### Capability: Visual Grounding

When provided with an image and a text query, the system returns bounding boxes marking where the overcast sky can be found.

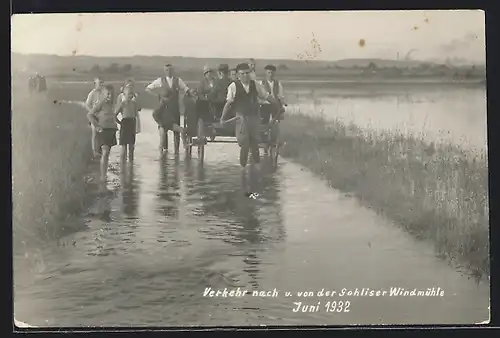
[11,10,485,63]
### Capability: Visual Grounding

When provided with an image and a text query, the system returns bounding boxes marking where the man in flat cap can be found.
[194,64,217,137]
[146,63,193,155]
[220,63,277,170]
[209,64,233,124]
[259,64,287,153]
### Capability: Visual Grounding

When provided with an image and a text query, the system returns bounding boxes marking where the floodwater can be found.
[14,101,489,327]
[291,83,487,152]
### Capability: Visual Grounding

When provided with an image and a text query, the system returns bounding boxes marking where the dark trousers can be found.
[153,101,181,151]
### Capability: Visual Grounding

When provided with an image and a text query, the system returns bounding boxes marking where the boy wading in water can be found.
[87,85,118,190]
[220,63,274,170]
[115,85,141,165]
[117,79,142,134]
[145,63,191,155]
[85,77,106,159]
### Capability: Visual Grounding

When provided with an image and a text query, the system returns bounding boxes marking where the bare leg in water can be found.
[100,145,111,192]
[128,144,135,163]
[159,127,168,155]
[91,125,100,158]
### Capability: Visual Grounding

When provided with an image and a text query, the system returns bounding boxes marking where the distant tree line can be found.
[320,61,485,79]
[89,63,140,74]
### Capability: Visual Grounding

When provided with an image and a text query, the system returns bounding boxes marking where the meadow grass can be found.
[12,80,95,255]
[279,112,489,279]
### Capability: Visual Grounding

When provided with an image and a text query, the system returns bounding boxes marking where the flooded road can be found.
[14,109,489,327]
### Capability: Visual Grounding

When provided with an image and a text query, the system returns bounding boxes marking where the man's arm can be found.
[114,101,123,125]
[87,102,101,128]
[178,78,194,96]
[220,83,236,123]
[85,91,95,111]
[145,77,162,97]
[278,82,286,105]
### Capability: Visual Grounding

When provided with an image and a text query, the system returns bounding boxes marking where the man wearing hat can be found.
[209,64,233,123]
[220,63,276,169]
[196,65,217,130]
[146,63,193,155]
[260,64,286,154]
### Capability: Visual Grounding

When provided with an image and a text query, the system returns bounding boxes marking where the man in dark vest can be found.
[210,64,232,122]
[146,63,193,155]
[220,63,275,169]
[259,64,286,154]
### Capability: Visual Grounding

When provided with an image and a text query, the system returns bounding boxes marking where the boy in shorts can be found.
[87,84,118,187]
[85,77,106,158]
[115,85,140,165]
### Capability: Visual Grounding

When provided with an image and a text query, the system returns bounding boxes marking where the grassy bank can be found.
[279,113,489,279]
[12,81,95,256]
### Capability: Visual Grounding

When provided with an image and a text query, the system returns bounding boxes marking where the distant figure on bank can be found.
[37,74,47,93]
[28,76,36,94]
[86,84,118,188]
[117,79,141,134]
[115,84,141,165]
[85,77,106,158]
[220,63,274,170]
[145,63,191,155]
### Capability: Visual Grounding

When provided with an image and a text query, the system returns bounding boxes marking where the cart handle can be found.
[220,116,242,125]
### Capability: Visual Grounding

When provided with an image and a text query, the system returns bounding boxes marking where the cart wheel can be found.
[197,117,205,163]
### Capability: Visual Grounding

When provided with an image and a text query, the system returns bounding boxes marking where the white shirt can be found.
[146,76,189,92]
[260,79,285,104]
[85,88,105,111]
[226,80,269,103]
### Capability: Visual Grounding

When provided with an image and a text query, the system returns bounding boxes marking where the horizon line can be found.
[11,52,485,65]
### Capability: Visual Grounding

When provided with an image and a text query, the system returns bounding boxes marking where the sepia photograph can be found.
[11,10,489,328]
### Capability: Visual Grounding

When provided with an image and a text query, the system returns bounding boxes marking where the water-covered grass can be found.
[12,82,95,255]
[279,112,489,279]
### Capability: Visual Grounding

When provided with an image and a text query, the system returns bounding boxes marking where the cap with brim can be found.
[264,65,277,71]
[236,63,251,72]
[203,65,212,74]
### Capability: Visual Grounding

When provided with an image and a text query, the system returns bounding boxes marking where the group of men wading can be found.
[84,58,286,187]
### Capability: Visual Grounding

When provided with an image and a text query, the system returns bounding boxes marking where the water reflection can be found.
[120,166,140,218]
[182,159,285,289]
[156,155,181,219]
